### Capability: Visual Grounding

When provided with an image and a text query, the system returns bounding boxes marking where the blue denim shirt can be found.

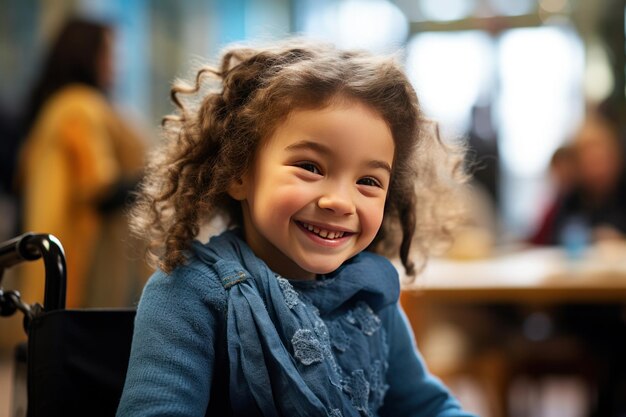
[117,230,476,417]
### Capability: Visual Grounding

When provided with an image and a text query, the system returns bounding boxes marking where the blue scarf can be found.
[192,230,398,417]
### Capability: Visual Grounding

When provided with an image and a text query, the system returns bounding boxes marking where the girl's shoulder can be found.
[141,256,229,313]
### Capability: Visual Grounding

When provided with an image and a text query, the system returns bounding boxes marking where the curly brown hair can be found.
[131,39,466,278]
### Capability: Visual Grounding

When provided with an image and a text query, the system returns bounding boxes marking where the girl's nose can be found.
[317,189,356,216]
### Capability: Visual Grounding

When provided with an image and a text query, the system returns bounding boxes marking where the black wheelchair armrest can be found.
[0,233,66,312]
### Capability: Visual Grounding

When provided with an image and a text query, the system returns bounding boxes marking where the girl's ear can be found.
[227,176,248,201]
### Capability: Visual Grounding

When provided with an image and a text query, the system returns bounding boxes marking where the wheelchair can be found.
[0,233,135,417]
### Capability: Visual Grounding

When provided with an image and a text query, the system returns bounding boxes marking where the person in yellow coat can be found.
[16,18,147,310]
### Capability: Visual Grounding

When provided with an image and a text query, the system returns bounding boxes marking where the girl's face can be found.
[229,100,394,280]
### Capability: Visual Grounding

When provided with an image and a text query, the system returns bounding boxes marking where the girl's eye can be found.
[297,162,321,175]
[358,177,382,188]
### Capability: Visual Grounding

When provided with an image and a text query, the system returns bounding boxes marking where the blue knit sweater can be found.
[117,230,475,417]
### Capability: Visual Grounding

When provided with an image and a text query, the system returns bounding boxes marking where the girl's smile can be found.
[229,98,395,280]
[295,220,355,247]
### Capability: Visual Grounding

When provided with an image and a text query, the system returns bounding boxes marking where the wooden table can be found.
[399,243,626,303]
[396,244,626,417]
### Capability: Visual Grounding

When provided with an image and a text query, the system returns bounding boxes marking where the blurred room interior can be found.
[1,1,626,416]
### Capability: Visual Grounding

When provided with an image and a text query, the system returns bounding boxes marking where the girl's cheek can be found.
[361,200,386,232]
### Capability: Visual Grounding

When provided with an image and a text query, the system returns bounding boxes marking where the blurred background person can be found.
[529,144,578,245]
[15,18,147,309]
[526,110,626,416]
[548,111,626,247]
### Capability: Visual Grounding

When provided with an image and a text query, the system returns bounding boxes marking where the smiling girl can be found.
[117,40,473,417]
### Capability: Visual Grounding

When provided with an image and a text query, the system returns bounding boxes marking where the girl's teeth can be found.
[301,223,345,240]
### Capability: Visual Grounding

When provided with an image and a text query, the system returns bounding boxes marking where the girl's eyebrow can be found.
[368,160,392,174]
[285,140,392,174]
[285,140,331,156]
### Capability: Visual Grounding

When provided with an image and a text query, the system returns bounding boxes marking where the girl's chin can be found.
[295,258,346,277]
